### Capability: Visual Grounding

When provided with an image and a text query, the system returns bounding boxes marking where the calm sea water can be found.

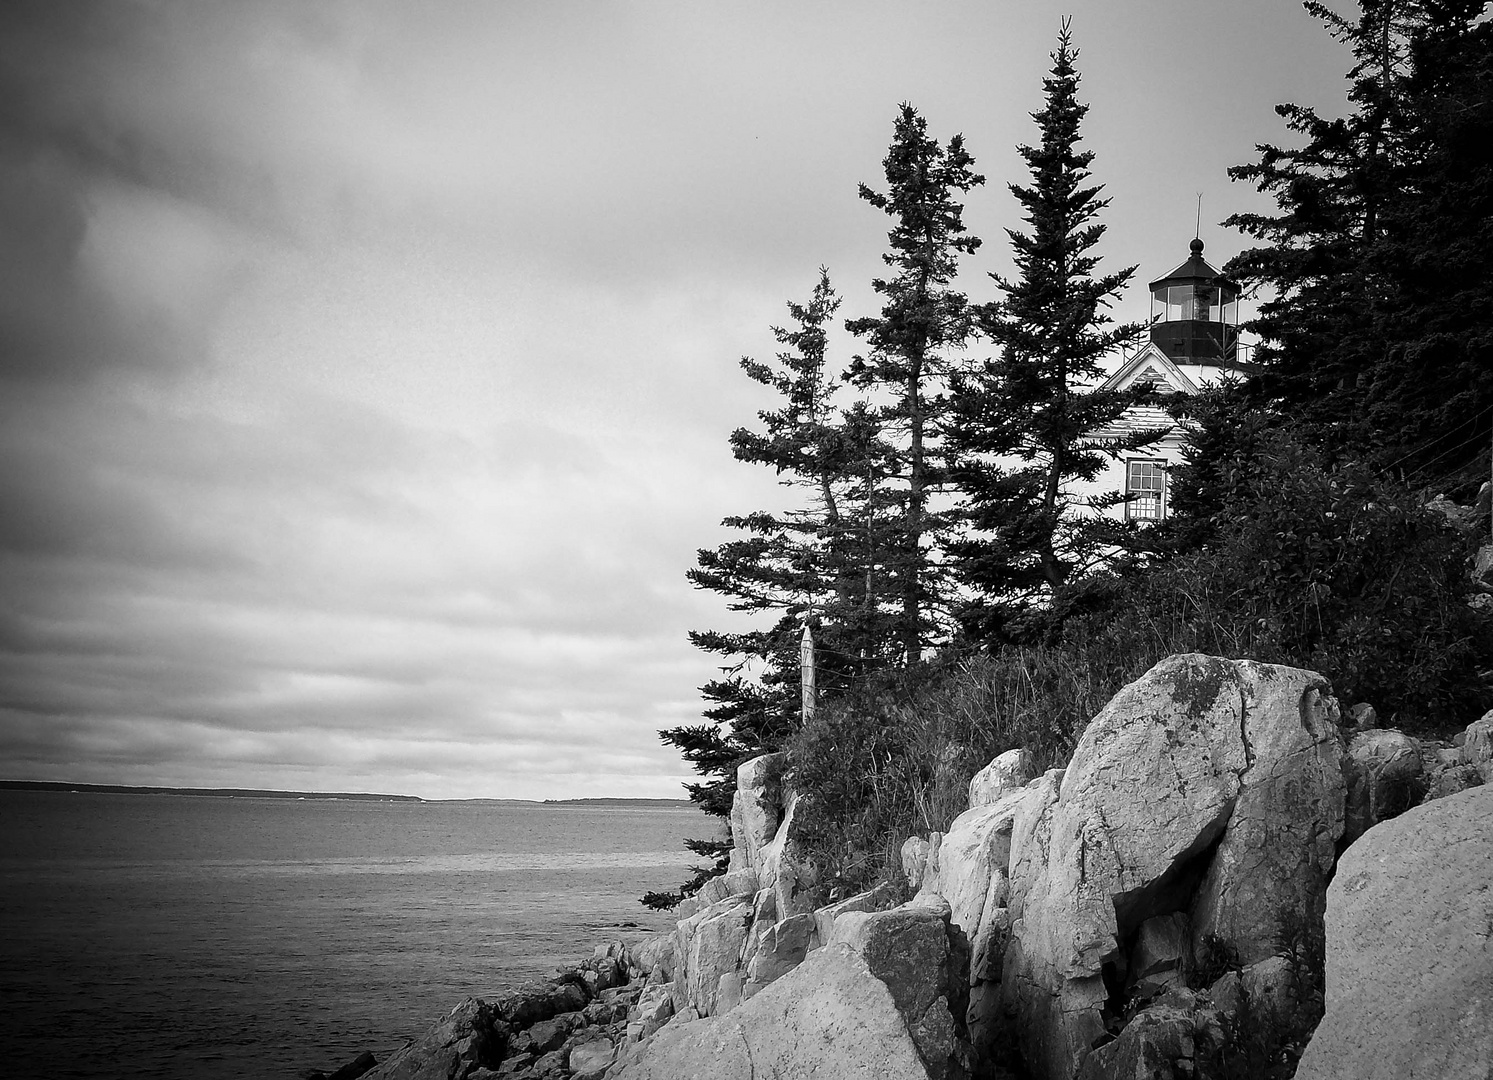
[0,790,707,1080]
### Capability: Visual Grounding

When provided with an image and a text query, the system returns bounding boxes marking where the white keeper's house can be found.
[1077,237,1249,521]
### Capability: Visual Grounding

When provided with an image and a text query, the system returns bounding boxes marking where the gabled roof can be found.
[1100,343,1200,395]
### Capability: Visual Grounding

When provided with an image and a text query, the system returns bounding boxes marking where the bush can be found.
[785,645,1139,896]
[1081,429,1492,732]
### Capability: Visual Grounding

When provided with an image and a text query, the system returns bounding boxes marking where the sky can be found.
[0,1,1355,800]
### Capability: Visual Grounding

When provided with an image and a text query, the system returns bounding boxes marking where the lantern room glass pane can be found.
[1193,285,1218,322]
[1166,286,1188,321]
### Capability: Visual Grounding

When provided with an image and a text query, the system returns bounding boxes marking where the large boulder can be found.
[1074,994,1225,1080]
[1295,784,1493,1080]
[674,894,753,1017]
[1460,709,1493,782]
[968,748,1034,809]
[829,897,970,1080]
[728,754,785,878]
[740,912,816,998]
[1186,663,1343,967]
[362,998,505,1080]
[812,882,899,949]
[916,787,1028,943]
[997,655,1345,1080]
[607,947,937,1080]
[758,789,826,918]
[1341,727,1422,843]
[627,935,675,984]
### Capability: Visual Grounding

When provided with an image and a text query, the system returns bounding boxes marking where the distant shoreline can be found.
[540,797,694,807]
[0,780,423,802]
[0,781,696,807]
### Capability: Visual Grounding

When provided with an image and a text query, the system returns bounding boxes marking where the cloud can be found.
[0,0,1357,799]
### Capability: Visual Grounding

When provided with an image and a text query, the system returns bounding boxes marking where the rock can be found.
[494,982,586,1030]
[728,753,785,878]
[582,997,627,1026]
[830,897,969,1079]
[1460,709,1493,782]
[1347,702,1377,730]
[362,998,505,1080]
[997,655,1344,1080]
[525,1049,565,1078]
[758,788,830,920]
[1428,493,1478,531]
[1424,761,1483,802]
[607,946,938,1080]
[586,942,627,991]
[1129,912,1191,995]
[916,787,1028,943]
[1187,664,1343,968]
[1295,784,1493,1080]
[629,983,674,1040]
[1474,542,1493,589]
[693,868,759,909]
[675,894,752,1016]
[970,905,1010,983]
[738,888,778,972]
[968,748,1035,809]
[627,935,675,983]
[812,882,898,949]
[759,788,827,918]
[1075,1001,1223,1080]
[715,971,743,1013]
[902,835,932,890]
[567,1034,615,1080]
[741,912,816,998]
[1342,728,1422,843]
[506,1011,584,1057]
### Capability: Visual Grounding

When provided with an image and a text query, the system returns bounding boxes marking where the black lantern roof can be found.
[1148,237,1238,293]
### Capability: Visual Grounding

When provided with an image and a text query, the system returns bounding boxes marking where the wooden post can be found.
[800,620,816,725]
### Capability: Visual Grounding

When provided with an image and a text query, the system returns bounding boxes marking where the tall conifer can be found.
[652,271,899,906]
[949,22,1148,642]
[1224,0,1493,492]
[846,105,984,662]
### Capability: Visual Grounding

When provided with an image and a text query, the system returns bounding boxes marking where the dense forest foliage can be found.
[649,1,1493,908]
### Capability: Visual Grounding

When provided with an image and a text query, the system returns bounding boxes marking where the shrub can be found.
[785,645,1139,896]
[1081,429,1492,733]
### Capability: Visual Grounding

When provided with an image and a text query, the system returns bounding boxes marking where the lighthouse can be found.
[1077,237,1248,521]
[1147,236,1243,377]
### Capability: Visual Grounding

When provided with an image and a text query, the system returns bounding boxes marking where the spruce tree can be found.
[652,271,900,906]
[1224,0,1493,494]
[846,104,985,662]
[948,21,1149,642]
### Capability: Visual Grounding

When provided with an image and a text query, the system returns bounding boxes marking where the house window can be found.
[1126,459,1166,521]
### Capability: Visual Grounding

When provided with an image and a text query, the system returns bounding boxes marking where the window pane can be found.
[1126,460,1166,520]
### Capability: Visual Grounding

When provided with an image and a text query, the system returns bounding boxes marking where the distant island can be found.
[0,780,423,802]
[541,797,694,807]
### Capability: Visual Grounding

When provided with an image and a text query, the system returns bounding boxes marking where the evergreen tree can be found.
[1224,0,1493,494]
[651,271,900,907]
[846,104,985,662]
[948,21,1149,643]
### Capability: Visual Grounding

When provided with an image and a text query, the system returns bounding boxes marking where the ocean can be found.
[0,789,707,1080]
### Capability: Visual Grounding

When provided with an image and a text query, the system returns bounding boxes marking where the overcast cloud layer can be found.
[0,1,1349,799]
